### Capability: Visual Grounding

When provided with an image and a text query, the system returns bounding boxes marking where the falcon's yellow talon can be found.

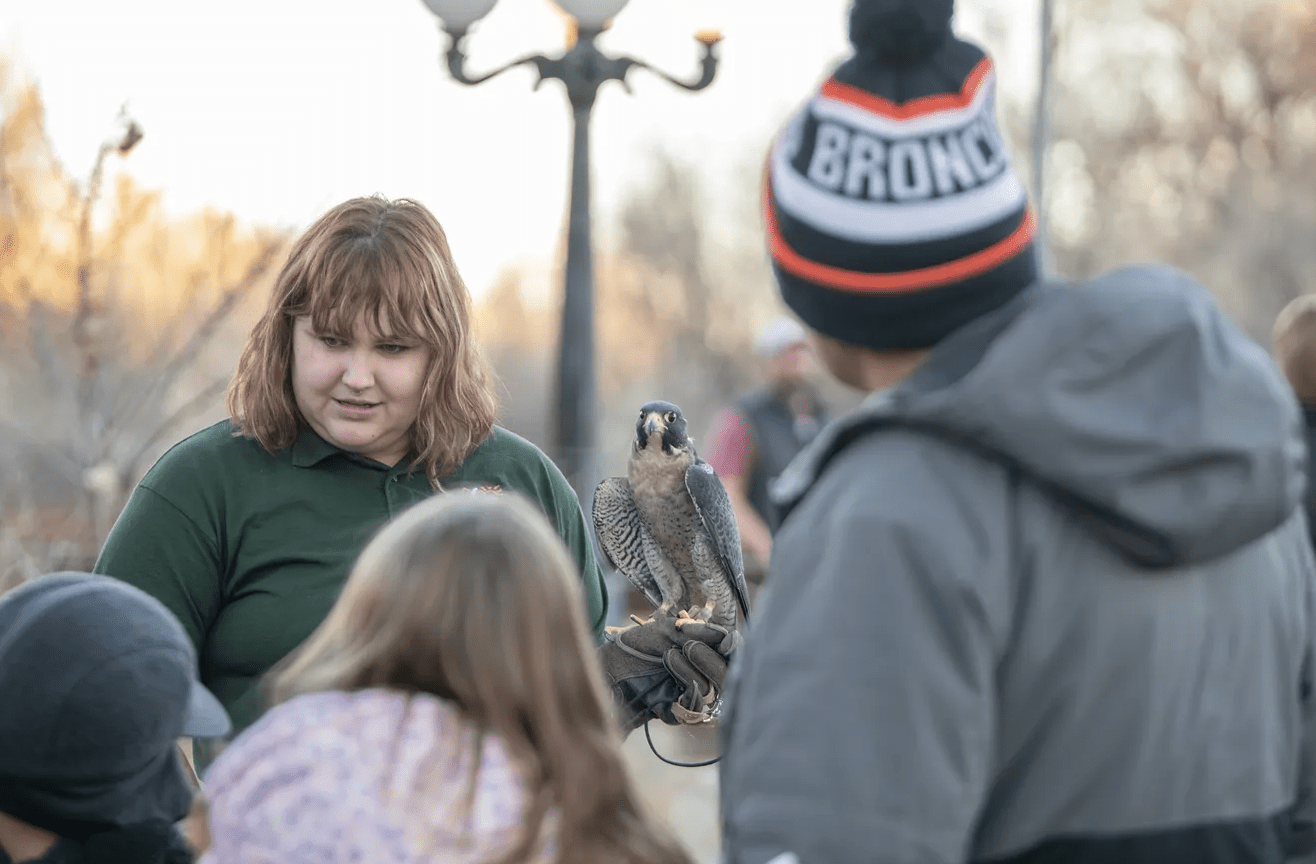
[675,605,713,628]
[605,617,647,636]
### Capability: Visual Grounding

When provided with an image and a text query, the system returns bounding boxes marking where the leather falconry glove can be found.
[598,609,741,732]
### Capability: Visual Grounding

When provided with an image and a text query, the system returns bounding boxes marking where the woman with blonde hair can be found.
[93,196,608,769]
[197,492,694,864]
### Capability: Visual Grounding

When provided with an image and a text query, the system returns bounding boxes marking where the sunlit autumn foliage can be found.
[0,59,288,587]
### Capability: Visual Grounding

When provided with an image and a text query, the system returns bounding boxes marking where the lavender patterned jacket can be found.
[199,689,554,863]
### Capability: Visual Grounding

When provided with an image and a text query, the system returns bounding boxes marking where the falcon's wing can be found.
[592,477,663,609]
[685,459,750,624]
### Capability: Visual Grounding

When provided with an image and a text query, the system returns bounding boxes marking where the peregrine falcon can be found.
[593,401,750,631]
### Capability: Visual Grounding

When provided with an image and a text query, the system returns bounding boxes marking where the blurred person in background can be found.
[719,1,1316,863]
[92,196,608,770]
[0,573,230,864]
[1274,293,1316,547]
[704,316,830,585]
[198,491,694,864]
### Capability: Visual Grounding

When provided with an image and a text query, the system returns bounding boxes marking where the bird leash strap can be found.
[644,719,722,769]
[623,673,723,768]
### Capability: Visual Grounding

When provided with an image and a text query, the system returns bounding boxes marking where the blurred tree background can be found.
[475,147,858,494]
[1024,0,1316,335]
[0,60,286,589]
[2,0,1315,593]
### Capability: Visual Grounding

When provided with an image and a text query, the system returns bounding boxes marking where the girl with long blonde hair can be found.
[198,491,693,864]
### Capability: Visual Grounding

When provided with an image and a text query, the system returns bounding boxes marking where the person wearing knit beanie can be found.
[765,0,1037,352]
[0,573,231,864]
[718,2,1316,863]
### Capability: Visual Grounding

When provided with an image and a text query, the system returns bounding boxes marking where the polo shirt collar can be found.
[290,427,417,473]
[290,427,347,468]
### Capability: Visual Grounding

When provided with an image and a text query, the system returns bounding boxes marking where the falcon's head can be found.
[635,401,691,455]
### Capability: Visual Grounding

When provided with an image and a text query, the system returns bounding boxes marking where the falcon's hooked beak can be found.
[642,412,666,439]
[638,412,668,452]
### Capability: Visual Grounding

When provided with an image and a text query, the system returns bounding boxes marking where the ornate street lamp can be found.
[419,0,722,502]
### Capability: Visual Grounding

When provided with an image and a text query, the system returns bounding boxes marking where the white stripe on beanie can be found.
[771,119,1027,244]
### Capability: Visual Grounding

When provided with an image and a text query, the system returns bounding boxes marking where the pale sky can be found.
[1,0,1041,299]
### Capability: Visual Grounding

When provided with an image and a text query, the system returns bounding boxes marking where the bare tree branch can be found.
[104,237,280,451]
[122,374,231,480]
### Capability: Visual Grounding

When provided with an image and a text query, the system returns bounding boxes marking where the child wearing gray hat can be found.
[0,573,230,864]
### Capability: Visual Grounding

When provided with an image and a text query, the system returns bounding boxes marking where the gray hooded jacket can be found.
[719,266,1316,864]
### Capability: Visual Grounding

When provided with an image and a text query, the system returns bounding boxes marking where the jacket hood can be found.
[776,265,1306,567]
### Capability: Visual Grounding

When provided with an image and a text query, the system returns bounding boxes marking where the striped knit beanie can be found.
[765,0,1038,350]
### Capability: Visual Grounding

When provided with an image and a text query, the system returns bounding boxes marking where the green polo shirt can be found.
[94,420,606,764]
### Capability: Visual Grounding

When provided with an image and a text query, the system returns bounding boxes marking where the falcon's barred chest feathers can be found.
[593,401,750,631]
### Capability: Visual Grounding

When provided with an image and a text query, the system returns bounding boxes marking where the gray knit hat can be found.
[0,573,229,841]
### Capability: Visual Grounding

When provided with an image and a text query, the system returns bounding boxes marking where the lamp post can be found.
[1032,0,1056,275]
[419,0,721,503]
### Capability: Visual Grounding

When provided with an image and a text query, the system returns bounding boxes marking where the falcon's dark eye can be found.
[665,412,677,423]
